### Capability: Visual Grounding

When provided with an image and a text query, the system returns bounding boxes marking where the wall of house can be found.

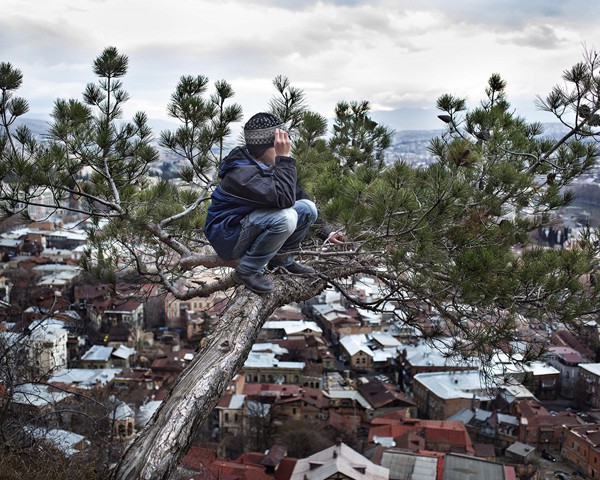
[219,408,243,436]
[562,428,600,479]
[579,368,600,408]
[30,331,68,374]
[350,351,372,371]
[412,381,479,420]
[244,367,303,385]
[547,357,580,398]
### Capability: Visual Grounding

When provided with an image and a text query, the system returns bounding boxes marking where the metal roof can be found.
[443,453,506,480]
[381,450,438,480]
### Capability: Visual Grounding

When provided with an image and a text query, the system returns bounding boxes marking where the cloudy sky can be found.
[2,0,598,133]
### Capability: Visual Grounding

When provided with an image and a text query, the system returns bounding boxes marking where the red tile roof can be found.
[107,298,142,312]
[551,329,594,358]
[371,409,410,423]
[218,393,232,408]
[73,284,111,300]
[547,345,584,363]
[275,386,329,409]
[425,425,474,452]
[237,452,265,465]
[274,457,297,480]
[326,411,361,434]
[358,378,416,409]
[183,447,273,480]
[243,383,302,398]
[368,419,474,453]
[208,460,271,480]
[182,446,217,471]
[514,399,580,428]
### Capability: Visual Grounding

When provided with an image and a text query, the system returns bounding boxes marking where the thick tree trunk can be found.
[109,273,329,480]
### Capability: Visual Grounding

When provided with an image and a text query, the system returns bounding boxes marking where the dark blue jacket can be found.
[204,146,310,259]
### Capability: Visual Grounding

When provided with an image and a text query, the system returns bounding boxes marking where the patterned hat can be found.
[244,113,287,148]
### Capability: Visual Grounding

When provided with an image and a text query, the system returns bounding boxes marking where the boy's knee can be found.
[273,208,298,234]
[295,199,318,224]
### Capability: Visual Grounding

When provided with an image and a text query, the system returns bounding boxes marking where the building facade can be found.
[562,424,600,479]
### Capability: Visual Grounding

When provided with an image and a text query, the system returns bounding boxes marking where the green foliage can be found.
[269,75,307,133]
[329,100,394,171]
[0,62,32,164]
[1,47,249,291]
[291,49,600,365]
[1,46,600,371]
[160,74,242,175]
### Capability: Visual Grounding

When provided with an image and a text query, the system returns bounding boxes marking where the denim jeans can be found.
[232,199,318,275]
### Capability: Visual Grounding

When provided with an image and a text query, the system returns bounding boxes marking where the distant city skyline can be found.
[3,0,599,131]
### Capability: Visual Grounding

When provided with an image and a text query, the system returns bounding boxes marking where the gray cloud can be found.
[499,24,566,50]
[415,0,600,28]
[2,0,597,131]
[233,0,367,9]
[0,16,94,67]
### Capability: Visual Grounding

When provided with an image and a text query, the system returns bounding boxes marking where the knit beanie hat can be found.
[244,113,287,159]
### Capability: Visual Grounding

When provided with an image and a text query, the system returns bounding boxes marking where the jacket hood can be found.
[218,146,254,178]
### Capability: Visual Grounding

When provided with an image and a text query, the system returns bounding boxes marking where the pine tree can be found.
[1,46,600,479]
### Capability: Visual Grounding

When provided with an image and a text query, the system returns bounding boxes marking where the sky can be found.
[2,0,599,133]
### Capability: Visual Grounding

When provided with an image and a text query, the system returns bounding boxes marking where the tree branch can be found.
[110,262,368,479]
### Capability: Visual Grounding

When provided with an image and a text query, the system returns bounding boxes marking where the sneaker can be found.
[282,261,316,275]
[232,271,275,294]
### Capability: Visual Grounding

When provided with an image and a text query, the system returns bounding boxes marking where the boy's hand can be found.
[274,128,291,157]
[327,231,346,244]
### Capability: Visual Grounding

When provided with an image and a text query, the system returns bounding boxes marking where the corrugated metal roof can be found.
[49,368,121,387]
[326,390,373,410]
[380,450,438,480]
[81,345,113,362]
[443,453,505,480]
[340,334,374,357]
[262,320,322,334]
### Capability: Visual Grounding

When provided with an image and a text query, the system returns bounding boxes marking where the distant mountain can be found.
[12,117,50,138]
[371,107,442,132]
[7,117,575,165]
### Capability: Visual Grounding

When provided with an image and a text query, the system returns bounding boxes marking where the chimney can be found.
[334,437,343,457]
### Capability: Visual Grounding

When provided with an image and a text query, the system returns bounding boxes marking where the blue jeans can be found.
[232,199,318,275]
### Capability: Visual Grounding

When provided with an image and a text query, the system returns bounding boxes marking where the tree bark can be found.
[109,272,330,480]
